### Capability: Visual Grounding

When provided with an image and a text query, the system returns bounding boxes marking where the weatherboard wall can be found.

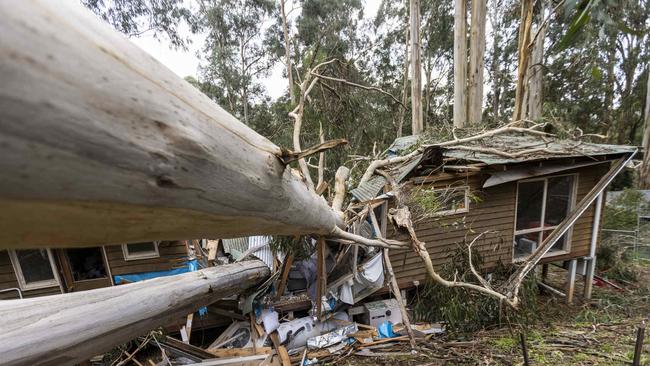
[388,164,608,284]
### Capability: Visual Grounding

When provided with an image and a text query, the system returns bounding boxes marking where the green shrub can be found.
[413,246,540,336]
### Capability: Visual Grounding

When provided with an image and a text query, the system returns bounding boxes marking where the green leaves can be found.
[555,0,594,51]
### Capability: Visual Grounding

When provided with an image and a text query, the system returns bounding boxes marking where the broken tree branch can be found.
[318,123,326,188]
[279,139,348,164]
[376,170,519,308]
[359,149,422,184]
[329,226,409,250]
[0,0,344,248]
[368,208,417,349]
[0,260,270,366]
[309,71,405,108]
[332,166,350,213]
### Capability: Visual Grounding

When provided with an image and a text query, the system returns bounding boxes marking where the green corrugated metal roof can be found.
[435,135,637,165]
[350,155,423,202]
[351,134,637,202]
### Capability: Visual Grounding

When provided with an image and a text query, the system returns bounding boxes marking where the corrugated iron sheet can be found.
[350,155,423,202]
[436,135,637,165]
[352,134,637,202]
[222,237,248,258]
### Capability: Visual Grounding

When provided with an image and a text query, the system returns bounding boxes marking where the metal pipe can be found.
[0,287,23,299]
[589,193,603,258]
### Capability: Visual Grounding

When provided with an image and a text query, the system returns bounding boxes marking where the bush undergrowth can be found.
[413,246,540,336]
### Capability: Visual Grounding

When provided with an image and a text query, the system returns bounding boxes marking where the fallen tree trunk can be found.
[0,0,341,249]
[0,260,270,366]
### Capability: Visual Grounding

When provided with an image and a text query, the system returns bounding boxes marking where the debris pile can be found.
[95,235,438,365]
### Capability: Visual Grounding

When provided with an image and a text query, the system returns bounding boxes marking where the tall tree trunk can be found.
[424,58,432,126]
[641,68,650,151]
[603,34,617,138]
[453,0,468,128]
[467,0,486,125]
[240,39,249,124]
[397,17,410,138]
[0,0,342,249]
[489,3,501,123]
[410,0,423,134]
[526,0,546,120]
[280,0,295,104]
[640,68,650,189]
[0,260,270,366]
[512,0,534,122]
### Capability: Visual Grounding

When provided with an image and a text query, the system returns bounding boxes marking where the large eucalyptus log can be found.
[0,0,341,249]
[0,260,270,366]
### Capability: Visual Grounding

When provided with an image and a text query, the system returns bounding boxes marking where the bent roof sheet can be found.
[351,134,637,202]
[435,134,637,165]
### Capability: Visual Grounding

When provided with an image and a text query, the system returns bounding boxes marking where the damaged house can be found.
[349,133,637,303]
[0,240,199,298]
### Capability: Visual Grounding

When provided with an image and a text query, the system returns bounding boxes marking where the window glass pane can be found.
[16,249,55,284]
[516,181,544,230]
[66,247,107,281]
[127,242,157,254]
[434,187,467,213]
[514,232,541,259]
[544,176,573,227]
[542,230,567,252]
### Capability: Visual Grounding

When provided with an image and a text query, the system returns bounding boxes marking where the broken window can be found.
[65,247,108,281]
[122,241,160,260]
[431,186,470,216]
[9,249,59,290]
[514,175,575,260]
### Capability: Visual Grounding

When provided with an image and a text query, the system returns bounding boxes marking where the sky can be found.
[129,0,384,99]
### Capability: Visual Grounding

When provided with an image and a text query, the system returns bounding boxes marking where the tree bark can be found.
[0,260,270,366]
[0,0,341,249]
[397,17,410,138]
[640,68,650,189]
[467,0,486,125]
[410,0,423,134]
[512,0,534,122]
[280,0,295,105]
[526,0,546,120]
[453,0,468,128]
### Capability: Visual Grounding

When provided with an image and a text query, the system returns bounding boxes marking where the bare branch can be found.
[279,139,348,164]
[310,71,405,108]
[329,226,409,250]
[332,166,350,213]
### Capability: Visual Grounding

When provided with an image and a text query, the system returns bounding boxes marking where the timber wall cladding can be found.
[388,164,607,283]
[0,251,61,299]
[105,241,190,275]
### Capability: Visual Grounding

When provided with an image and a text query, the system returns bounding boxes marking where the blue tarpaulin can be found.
[113,259,207,317]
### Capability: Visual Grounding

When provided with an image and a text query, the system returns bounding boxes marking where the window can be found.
[513,175,576,260]
[9,249,60,290]
[65,247,108,281]
[122,241,160,260]
[431,186,470,216]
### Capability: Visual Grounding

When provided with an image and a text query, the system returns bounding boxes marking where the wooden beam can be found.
[0,260,270,366]
[316,237,326,319]
[0,0,341,249]
[565,259,577,305]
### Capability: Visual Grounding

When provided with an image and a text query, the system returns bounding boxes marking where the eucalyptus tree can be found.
[81,0,197,48]
[198,0,275,125]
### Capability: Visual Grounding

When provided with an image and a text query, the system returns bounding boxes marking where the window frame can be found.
[8,249,61,290]
[512,173,578,262]
[122,241,161,261]
[429,185,471,217]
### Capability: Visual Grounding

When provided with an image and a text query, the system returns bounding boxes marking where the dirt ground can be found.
[336,260,650,366]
